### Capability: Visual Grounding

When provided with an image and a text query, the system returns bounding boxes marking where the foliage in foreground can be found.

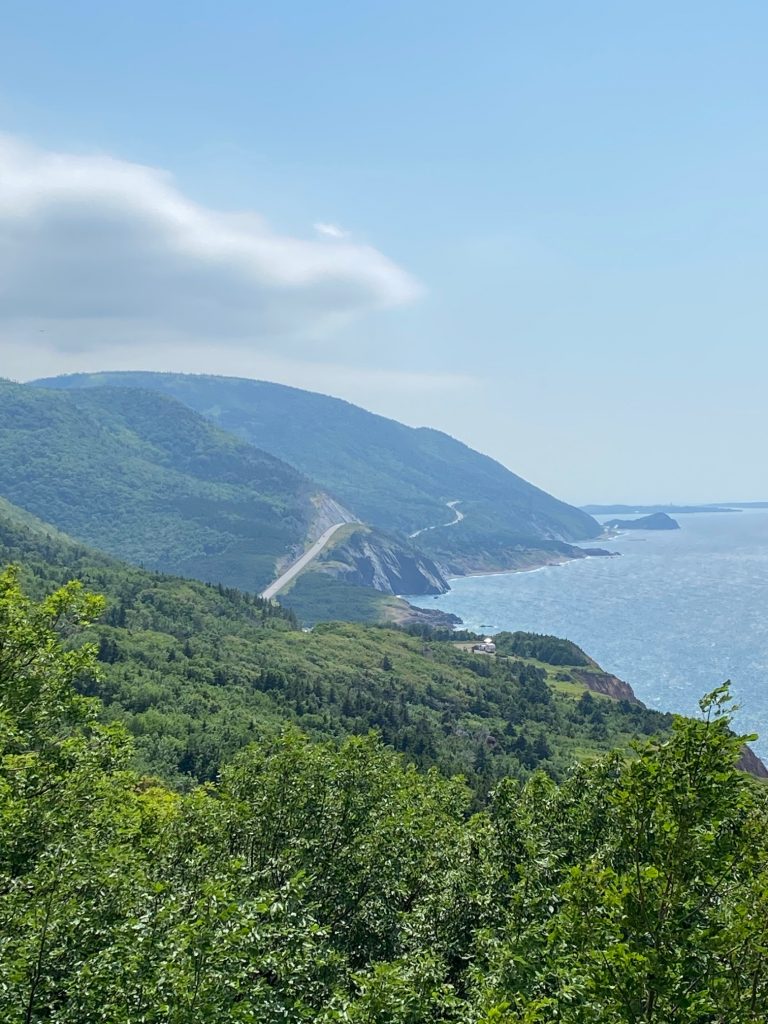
[2,570,768,1021]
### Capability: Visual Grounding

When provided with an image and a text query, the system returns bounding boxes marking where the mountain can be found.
[34,372,603,573]
[0,381,461,623]
[0,380,351,593]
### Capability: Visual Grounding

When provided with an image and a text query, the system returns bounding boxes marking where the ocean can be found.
[406,510,768,758]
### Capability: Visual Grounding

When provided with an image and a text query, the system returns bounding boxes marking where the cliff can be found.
[736,744,768,779]
[572,668,768,778]
[435,541,617,578]
[312,526,450,596]
[571,668,642,703]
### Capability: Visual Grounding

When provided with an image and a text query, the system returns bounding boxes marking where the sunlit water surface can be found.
[406,510,768,758]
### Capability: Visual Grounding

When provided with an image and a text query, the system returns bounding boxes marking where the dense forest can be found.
[3,569,768,1022]
[0,497,672,798]
[0,380,320,592]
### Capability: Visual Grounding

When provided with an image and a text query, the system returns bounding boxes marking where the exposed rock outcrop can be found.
[736,744,768,778]
[385,603,463,628]
[572,668,768,778]
[315,527,450,596]
[571,668,642,704]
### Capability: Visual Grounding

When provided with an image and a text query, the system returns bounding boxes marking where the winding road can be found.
[260,522,351,600]
[409,500,464,539]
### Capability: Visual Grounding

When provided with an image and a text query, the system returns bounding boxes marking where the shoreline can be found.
[447,560,571,583]
[444,546,620,584]
[405,515,768,777]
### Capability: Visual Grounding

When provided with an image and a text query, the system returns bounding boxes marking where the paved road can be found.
[409,500,464,539]
[260,522,351,600]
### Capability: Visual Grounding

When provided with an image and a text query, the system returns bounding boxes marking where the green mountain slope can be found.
[0,380,345,592]
[0,495,672,795]
[34,372,602,571]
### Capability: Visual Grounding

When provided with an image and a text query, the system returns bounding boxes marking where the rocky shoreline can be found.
[443,543,619,582]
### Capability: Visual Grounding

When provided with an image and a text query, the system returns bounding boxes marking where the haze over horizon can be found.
[2,1,767,506]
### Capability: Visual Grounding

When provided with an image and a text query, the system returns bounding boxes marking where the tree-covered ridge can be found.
[0,497,672,796]
[493,632,594,666]
[35,372,602,568]
[2,571,768,1023]
[277,568,408,625]
[0,495,296,631]
[0,380,324,592]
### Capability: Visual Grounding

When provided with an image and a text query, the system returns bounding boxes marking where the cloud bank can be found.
[0,135,421,357]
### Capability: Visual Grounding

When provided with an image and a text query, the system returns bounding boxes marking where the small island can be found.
[606,512,680,531]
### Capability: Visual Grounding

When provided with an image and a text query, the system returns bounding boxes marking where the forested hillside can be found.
[0,380,338,592]
[35,372,603,572]
[0,496,671,797]
[3,571,768,1023]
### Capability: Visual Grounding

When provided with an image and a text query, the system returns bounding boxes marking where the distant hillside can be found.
[35,372,602,572]
[0,494,675,795]
[584,503,738,515]
[0,380,337,592]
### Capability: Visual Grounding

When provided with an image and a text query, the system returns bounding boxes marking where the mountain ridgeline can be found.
[34,372,603,576]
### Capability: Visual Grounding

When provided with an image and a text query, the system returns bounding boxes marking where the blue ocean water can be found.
[407,510,768,757]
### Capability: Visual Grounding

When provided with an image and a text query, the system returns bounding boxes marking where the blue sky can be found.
[2,1,767,504]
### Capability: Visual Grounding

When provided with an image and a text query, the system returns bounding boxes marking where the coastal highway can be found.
[260,522,351,601]
[409,500,464,539]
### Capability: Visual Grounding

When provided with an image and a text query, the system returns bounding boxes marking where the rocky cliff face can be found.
[736,744,768,778]
[315,528,450,596]
[572,668,768,778]
[571,668,642,704]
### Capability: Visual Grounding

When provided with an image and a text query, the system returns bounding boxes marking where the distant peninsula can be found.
[605,512,680,531]
[583,503,738,515]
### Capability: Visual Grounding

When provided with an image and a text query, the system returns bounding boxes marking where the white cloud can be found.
[314,222,350,239]
[0,135,421,358]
